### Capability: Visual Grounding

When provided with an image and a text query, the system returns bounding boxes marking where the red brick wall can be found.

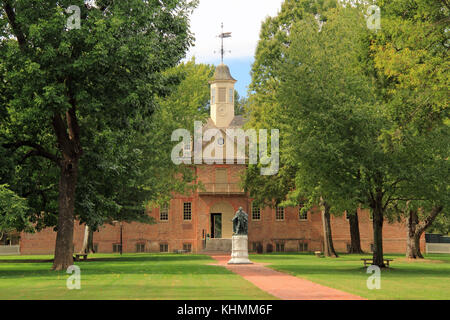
[20,164,423,255]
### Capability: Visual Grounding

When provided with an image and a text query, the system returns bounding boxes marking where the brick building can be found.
[19,64,423,255]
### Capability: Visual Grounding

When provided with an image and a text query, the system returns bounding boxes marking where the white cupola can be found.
[209,63,237,128]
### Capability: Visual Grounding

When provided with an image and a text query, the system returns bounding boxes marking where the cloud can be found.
[186,0,284,63]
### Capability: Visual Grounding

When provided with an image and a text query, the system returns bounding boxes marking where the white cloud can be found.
[186,0,284,62]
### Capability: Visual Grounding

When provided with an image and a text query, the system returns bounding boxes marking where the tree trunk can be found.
[52,160,78,271]
[414,233,423,258]
[51,106,83,270]
[321,200,338,258]
[81,225,95,254]
[348,209,363,254]
[406,209,419,258]
[406,206,443,259]
[372,204,385,267]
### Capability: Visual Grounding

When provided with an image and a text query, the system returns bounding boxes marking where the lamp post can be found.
[113,220,123,256]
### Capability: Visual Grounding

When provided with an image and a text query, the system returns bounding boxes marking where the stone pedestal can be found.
[228,235,252,264]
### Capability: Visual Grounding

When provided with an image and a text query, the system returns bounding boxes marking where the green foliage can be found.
[245,0,448,225]
[373,0,449,131]
[0,184,32,233]
[0,0,197,233]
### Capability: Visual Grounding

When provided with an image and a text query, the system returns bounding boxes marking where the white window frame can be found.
[252,203,261,221]
[160,203,169,221]
[183,202,192,221]
[275,206,285,221]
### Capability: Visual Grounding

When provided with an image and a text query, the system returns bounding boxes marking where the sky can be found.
[185,0,285,97]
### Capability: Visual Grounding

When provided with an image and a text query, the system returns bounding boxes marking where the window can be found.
[160,243,169,253]
[218,88,226,103]
[276,206,285,221]
[229,88,233,103]
[299,207,308,221]
[215,168,227,184]
[252,203,261,221]
[160,203,169,221]
[299,242,308,252]
[212,88,216,104]
[183,202,192,221]
[183,243,192,252]
[113,244,122,253]
[276,243,285,252]
[136,243,145,253]
[252,242,262,253]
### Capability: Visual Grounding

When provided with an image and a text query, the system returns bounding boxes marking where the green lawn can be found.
[0,254,275,300]
[1,253,448,300]
[250,253,450,300]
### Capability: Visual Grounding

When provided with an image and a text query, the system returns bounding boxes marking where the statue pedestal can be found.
[228,235,252,264]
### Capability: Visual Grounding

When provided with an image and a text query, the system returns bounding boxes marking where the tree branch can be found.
[416,206,444,235]
[2,1,26,48]
[3,141,60,165]
[52,113,75,158]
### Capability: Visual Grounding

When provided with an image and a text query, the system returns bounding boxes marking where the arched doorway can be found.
[210,202,235,239]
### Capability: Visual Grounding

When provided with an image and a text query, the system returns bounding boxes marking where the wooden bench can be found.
[74,253,88,261]
[174,250,188,254]
[361,258,393,268]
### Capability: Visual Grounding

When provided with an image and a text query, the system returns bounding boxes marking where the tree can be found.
[0,0,196,270]
[372,0,449,258]
[244,0,342,257]
[0,184,32,237]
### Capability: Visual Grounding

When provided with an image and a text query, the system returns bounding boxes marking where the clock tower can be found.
[209,63,237,128]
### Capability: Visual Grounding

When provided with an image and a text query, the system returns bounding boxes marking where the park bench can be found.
[74,253,88,261]
[174,250,188,254]
[361,258,393,268]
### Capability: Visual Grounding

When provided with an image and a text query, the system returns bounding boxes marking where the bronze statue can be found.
[232,207,248,235]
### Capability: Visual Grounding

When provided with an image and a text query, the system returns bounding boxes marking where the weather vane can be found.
[216,23,232,63]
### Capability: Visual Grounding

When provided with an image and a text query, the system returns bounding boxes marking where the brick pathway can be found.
[210,255,366,300]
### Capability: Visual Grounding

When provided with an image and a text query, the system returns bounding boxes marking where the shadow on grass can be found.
[85,254,210,263]
[0,259,54,264]
[0,254,210,264]
[0,254,233,278]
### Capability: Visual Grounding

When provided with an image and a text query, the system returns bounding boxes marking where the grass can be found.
[249,252,450,300]
[0,253,275,300]
[1,252,448,300]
